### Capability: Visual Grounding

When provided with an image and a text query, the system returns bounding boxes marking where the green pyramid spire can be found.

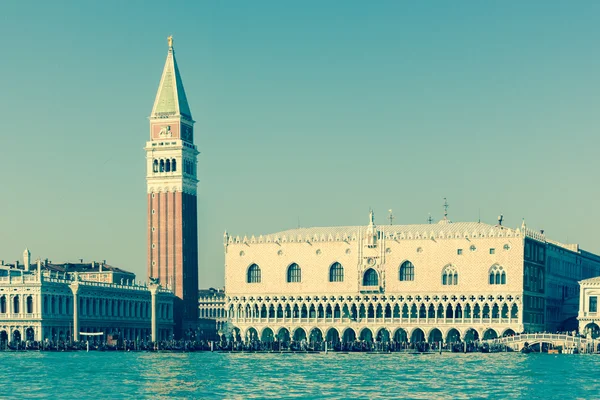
[151,37,192,119]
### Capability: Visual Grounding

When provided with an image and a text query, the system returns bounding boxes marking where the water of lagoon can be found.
[1,351,598,399]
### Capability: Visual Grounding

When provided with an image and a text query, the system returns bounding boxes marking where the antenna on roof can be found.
[388,209,394,226]
[427,213,433,224]
[443,198,449,221]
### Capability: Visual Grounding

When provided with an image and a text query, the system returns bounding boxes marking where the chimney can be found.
[92,261,96,269]
[37,259,41,275]
[99,262,103,272]
[15,261,19,269]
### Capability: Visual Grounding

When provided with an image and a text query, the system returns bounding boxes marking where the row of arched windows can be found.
[153,158,177,173]
[248,263,345,284]
[246,262,507,286]
[230,301,521,324]
[0,295,33,314]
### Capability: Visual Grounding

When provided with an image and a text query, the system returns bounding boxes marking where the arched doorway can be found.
[0,331,7,346]
[12,330,21,343]
[463,328,479,342]
[446,328,461,343]
[502,328,516,337]
[393,328,408,343]
[428,328,443,344]
[277,328,290,342]
[232,327,242,342]
[359,328,373,342]
[483,328,498,340]
[26,327,35,342]
[326,328,340,344]
[376,328,390,342]
[584,323,600,339]
[411,328,425,343]
[342,328,356,343]
[309,328,323,343]
[261,327,274,342]
[246,327,258,342]
[293,327,307,341]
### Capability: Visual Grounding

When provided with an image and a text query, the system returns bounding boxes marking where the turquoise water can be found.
[1,352,598,399]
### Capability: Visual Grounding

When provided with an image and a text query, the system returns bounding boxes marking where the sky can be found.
[1,1,600,288]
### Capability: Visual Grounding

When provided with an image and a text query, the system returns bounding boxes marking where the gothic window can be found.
[488,265,506,285]
[329,262,344,282]
[153,159,158,173]
[172,159,177,172]
[0,296,5,313]
[442,265,458,285]
[399,261,414,281]
[165,159,171,172]
[363,268,379,286]
[159,159,165,172]
[247,264,261,283]
[26,296,33,314]
[287,263,301,283]
[13,295,19,314]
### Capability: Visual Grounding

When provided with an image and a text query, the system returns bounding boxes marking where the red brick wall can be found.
[148,191,199,336]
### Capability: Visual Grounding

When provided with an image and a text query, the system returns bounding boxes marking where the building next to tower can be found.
[145,37,199,338]
[224,210,600,345]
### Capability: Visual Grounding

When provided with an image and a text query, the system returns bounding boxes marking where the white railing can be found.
[484,333,589,346]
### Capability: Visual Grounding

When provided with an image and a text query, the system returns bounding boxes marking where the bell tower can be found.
[145,37,199,337]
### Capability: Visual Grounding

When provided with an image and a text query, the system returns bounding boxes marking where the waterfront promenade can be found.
[2,332,598,354]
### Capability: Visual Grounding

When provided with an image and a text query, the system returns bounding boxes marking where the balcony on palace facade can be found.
[359,286,383,294]
[0,313,42,320]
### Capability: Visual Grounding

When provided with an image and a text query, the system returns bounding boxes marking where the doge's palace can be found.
[224,211,600,345]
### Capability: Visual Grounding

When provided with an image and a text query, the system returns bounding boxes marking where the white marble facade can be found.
[225,213,600,344]
[578,277,600,338]
[0,262,174,343]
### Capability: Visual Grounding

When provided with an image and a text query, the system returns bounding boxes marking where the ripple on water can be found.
[0,352,598,399]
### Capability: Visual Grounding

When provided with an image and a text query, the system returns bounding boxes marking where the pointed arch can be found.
[329,262,344,282]
[399,260,415,281]
[363,268,379,286]
[247,264,261,283]
[442,264,458,285]
[286,263,301,283]
[488,264,507,285]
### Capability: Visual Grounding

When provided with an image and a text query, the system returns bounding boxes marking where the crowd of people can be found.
[0,338,507,353]
[1,330,596,353]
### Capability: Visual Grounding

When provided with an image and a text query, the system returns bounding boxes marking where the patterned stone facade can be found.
[225,213,600,344]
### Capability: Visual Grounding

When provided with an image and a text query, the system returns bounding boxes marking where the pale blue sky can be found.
[1,1,599,288]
